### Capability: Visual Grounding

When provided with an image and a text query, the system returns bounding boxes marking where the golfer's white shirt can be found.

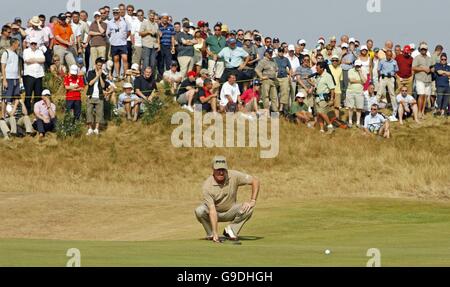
[219,82,241,107]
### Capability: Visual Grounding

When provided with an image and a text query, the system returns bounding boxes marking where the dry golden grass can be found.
[0,99,449,240]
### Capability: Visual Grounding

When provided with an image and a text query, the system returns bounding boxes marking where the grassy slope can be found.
[1,198,450,267]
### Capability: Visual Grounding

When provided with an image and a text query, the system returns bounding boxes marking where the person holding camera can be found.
[378,50,399,120]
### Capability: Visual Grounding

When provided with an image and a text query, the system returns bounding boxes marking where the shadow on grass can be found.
[237,236,264,241]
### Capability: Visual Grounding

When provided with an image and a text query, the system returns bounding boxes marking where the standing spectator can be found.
[22,37,45,113]
[86,57,108,136]
[24,16,49,50]
[314,62,335,133]
[176,22,197,78]
[358,45,372,83]
[134,67,158,102]
[1,38,21,119]
[53,13,76,68]
[255,48,278,112]
[79,11,91,69]
[33,89,57,138]
[131,9,145,67]
[295,55,315,109]
[395,45,414,95]
[412,42,433,119]
[140,10,160,71]
[158,14,176,77]
[216,38,249,85]
[193,30,205,74]
[205,24,226,81]
[64,65,84,121]
[346,60,365,128]
[378,50,399,119]
[286,45,300,106]
[340,43,354,105]
[274,48,292,114]
[107,7,130,81]
[329,55,343,119]
[434,53,450,116]
[88,11,108,71]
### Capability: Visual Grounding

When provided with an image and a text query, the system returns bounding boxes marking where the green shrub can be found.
[141,97,165,125]
[56,112,83,139]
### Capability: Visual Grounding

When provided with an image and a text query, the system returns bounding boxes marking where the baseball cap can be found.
[409,43,416,50]
[170,61,179,67]
[69,64,79,75]
[182,22,190,28]
[265,48,274,55]
[160,13,169,17]
[349,37,356,43]
[112,7,120,13]
[212,156,228,170]
[227,38,236,44]
[331,54,339,60]
[95,57,106,64]
[288,44,295,51]
[187,71,197,78]
[203,78,212,85]
[278,47,284,53]
[57,13,67,20]
[297,39,306,45]
[123,82,133,89]
[29,37,38,44]
[252,79,261,86]
[93,11,101,17]
[229,30,237,35]
[317,38,325,44]
[254,35,262,41]
[200,68,209,76]
[419,43,428,50]
[197,20,205,27]
[41,89,51,96]
[360,45,368,51]
[273,37,280,43]
[131,63,140,71]
[354,59,362,67]
[374,47,380,53]
[403,45,411,54]
[14,17,22,22]
[10,23,20,29]
[296,92,306,99]
[76,57,84,65]
[341,43,349,49]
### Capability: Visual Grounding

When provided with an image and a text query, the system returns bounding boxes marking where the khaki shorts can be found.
[245,98,257,112]
[415,80,432,96]
[345,92,364,109]
[333,93,341,108]
[315,100,331,114]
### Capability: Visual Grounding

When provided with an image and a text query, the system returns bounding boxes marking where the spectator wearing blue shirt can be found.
[434,53,450,116]
[340,43,354,103]
[274,48,292,113]
[215,38,250,84]
[158,14,175,77]
[378,50,399,118]
[107,8,130,81]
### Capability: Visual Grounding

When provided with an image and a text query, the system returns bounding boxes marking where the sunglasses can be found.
[371,108,378,111]
[214,29,221,31]
[441,58,447,61]
[30,42,37,45]
[331,59,339,62]
[401,90,408,92]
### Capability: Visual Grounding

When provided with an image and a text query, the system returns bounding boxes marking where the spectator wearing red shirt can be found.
[197,78,217,112]
[64,65,85,120]
[395,45,414,94]
[240,79,261,113]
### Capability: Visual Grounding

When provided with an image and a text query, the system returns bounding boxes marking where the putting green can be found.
[1,198,449,266]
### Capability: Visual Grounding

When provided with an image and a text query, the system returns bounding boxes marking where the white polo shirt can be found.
[364,113,386,131]
[219,81,241,106]
[23,47,45,78]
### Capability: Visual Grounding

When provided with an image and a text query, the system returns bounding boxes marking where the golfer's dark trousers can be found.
[66,100,82,121]
[23,75,43,113]
[33,118,57,135]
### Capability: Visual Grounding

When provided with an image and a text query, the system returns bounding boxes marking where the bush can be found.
[56,112,83,139]
[141,97,165,125]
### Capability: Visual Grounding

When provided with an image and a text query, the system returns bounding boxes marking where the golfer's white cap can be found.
[69,64,79,75]
[123,82,133,89]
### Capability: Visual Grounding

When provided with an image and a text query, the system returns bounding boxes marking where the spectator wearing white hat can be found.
[25,16,49,49]
[22,37,45,113]
[33,89,57,138]
[346,59,366,128]
[357,45,372,83]
[64,64,85,121]
[289,92,313,126]
[118,82,141,121]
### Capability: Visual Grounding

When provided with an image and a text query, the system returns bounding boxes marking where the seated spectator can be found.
[75,56,87,76]
[219,73,242,113]
[86,57,109,136]
[0,102,11,140]
[163,62,182,95]
[177,70,198,112]
[397,86,420,125]
[118,82,142,121]
[195,78,217,113]
[289,92,314,126]
[33,89,57,138]
[134,66,157,102]
[240,79,262,115]
[124,63,141,84]
[5,98,36,137]
[364,104,390,138]
[49,54,67,78]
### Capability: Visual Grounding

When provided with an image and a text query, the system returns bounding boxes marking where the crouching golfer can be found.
[195,156,260,243]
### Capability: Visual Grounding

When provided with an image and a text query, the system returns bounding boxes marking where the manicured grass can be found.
[1,198,449,266]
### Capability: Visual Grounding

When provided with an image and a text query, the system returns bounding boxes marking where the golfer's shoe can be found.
[223,226,238,241]
[205,235,214,241]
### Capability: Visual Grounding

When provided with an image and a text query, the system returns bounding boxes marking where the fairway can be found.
[1,198,450,267]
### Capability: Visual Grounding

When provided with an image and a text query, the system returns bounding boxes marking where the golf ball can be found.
[325,249,331,255]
